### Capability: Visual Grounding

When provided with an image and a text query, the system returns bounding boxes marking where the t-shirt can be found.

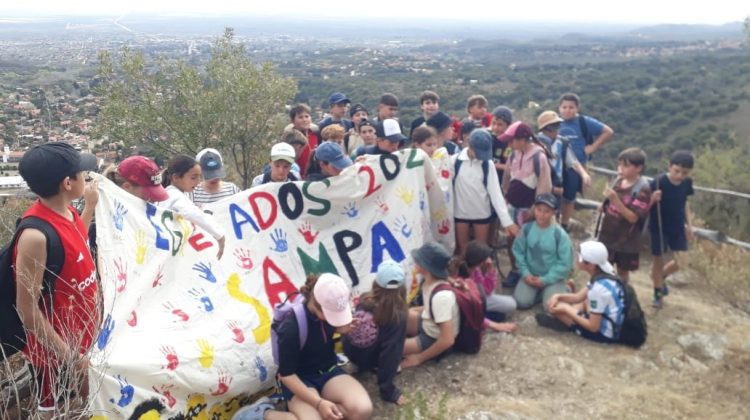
[452,149,514,227]
[14,201,99,367]
[192,182,241,207]
[648,174,693,236]
[558,115,605,163]
[421,281,460,340]
[512,222,573,286]
[587,277,624,339]
[598,177,652,254]
[276,304,338,377]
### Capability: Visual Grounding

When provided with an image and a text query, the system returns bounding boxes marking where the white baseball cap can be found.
[578,241,615,276]
[270,143,296,164]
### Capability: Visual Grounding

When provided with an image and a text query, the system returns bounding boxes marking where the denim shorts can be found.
[279,366,347,401]
[562,168,582,202]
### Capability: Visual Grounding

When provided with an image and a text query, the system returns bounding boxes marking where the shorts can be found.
[609,250,639,272]
[455,214,497,225]
[562,168,582,202]
[279,366,347,401]
[650,230,688,256]
[416,318,438,351]
[572,312,617,344]
[28,363,72,410]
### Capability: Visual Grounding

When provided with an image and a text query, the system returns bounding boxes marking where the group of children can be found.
[10,89,697,419]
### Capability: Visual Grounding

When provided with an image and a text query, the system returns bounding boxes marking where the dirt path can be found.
[363,239,750,419]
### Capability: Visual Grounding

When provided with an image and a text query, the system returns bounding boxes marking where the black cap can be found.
[426,112,452,132]
[535,193,559,210]
[19,142,92,197]
[349,103,368,118]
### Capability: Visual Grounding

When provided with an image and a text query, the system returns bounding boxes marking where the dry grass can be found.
[686,241,750,315]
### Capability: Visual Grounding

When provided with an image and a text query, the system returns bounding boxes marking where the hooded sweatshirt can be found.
[502,143,552,208]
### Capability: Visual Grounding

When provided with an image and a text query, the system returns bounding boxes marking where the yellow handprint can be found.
[135,230,147,265]
[396,186,415,205]
[197,339,214,368]
[175,215,193,256]
[227,273,271,344]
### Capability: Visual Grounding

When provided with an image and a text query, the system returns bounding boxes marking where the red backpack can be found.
[429,278,486,354]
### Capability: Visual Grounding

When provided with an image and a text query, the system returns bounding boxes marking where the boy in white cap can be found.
[537,240,624,344]
[251,143,300,187]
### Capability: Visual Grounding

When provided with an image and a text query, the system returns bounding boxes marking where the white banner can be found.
[89,149,454,419]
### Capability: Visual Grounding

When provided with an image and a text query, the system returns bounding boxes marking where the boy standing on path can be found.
[14,142,100,414]
[558,93,614,230]
[597,147,652,282]
[649,151,695,308]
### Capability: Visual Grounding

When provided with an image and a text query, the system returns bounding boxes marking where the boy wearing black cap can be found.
[14,142,100,413]
[318,92,354,133]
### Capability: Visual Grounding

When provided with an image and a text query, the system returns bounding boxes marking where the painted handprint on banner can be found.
[269,228,288,253]
[114,258,127,293]
[444,190,451,203]
[188,287,214,313]
[160,345,179,371]
[112,199,127,232]
[110,375,134,408]
[192,262,217,283]
[152,384,176,409]
[396,186,415,205]
[127,310,137,327]
[197,339,215,368]
[394,216,413,239]
[134,230,147,265]
[210,370,233,396]
[226,320,245,344]
[151,265,164,288]
[255,356,268,382]
[419,191,426,210]
[375,196,389,214]
[438,219,450,235]
[298,221,319,245]
[162,301,190,322]
[96,314,114,350]
[342,202,359,218]
[233,248,253,270]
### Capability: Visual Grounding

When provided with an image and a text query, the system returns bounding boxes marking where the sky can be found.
[1,1,748,25]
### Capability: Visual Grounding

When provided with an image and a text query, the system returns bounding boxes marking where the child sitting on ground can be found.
[511,194,573,310]
[596,147,652,282]
[343,261,408,406]
[454,241,517,333]
[649,150,695,308]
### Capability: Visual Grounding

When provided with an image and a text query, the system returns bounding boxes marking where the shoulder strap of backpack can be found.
[14,216,64,296]
[481,160,489,188]
[453,158,462,186]
[533,151,541,178]
[428,282,454,321]
[291,297,308,350]
[630,176,650,199]
[592,274,627,328]
[522,221,533,238]
[578,116,592,145]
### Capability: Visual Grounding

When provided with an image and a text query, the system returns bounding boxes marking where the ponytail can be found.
[162,154,197,187]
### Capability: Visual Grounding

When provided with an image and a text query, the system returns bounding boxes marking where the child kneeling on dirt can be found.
[537,241,624,344]
[343,260,408,405]
[511,193,573,310]
[401,243,459,369]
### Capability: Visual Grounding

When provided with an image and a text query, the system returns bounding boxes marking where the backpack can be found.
[454,158,490,189]
[0,216,65,359]
[429,278,486,354]
[593,274,647,348]
[271,292,308,366]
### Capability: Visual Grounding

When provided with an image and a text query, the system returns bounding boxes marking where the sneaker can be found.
[336,353,350,367]
[652,290,664,309]
[535,313,570,332]
[232,397,275,420]
[662,284,670,296]
[502,271,521,288]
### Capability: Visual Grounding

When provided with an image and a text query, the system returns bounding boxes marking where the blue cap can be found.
[469,129,493,161]
[315,141,353,170]
[328,92,351,106]
[375,260,405,289]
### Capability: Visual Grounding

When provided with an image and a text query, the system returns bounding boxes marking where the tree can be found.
[95,28,297,188]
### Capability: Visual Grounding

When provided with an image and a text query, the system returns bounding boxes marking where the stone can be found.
[677,332,728,361]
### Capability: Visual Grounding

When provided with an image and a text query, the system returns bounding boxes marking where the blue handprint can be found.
[112,200,128,231]
[269,228,288,253]
[188,287,214,312]
[192,262,217,283]
[444,190,451,203]
[342,202,359,218]
[419,191,426,211]
[255,356,268,382]
[109,375,134,408]
[394,216,412,239]
[96,314,115,350]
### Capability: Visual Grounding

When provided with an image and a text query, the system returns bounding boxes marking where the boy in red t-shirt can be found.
[15,142,99,415]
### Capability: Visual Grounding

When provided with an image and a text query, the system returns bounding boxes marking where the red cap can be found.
[499,121,535,142]
[118,156,169,202]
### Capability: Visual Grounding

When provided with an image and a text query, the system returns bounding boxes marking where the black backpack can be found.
[593,274,647,348]
[0,216,65,359]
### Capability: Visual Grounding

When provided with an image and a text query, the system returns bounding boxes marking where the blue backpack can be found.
[271,293,309,366]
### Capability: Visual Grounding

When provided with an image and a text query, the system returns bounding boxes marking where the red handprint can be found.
[297,221,319,245]
[375,196,389,214]
[162,301,189,322]
[152,384,176,408]
[114,258,128,293]
[438,219,450,235]
[152,265,164,288]
[160,345,179,371]
[233,248,254,270]
[210,370,233,396]
[441,169,450,179]
[127,310,137,327]
[426,181,435,191]
[226,320,245,344]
